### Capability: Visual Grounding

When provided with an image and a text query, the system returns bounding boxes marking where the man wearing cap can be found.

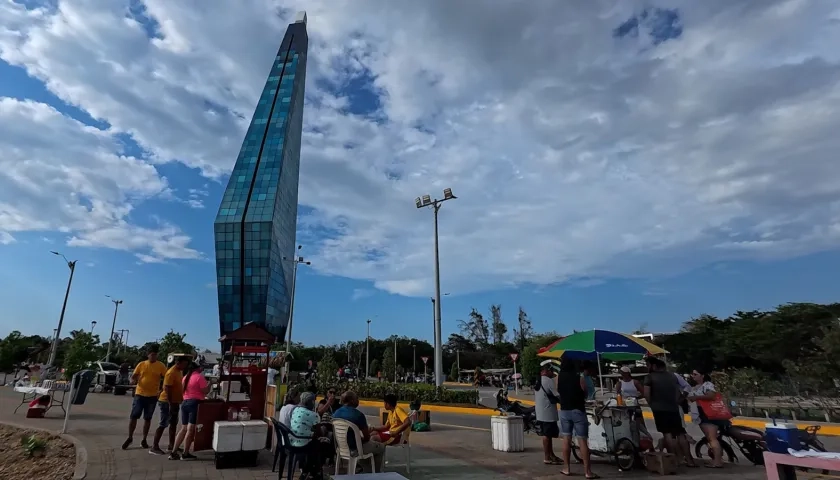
[535,363,563,465]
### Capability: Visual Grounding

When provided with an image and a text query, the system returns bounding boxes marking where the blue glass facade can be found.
[214,17,308,338]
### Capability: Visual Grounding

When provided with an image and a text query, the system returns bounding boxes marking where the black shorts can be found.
[536,420,560,438]
[652,410,685,436]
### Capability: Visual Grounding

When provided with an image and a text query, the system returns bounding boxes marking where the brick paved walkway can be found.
[1,386,768,479]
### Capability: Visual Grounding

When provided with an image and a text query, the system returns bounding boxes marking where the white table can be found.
[333,474,408,479]
[13,384,70,414]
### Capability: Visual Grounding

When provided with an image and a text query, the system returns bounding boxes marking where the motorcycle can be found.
[494,389,537,433]
[695,423,826,466]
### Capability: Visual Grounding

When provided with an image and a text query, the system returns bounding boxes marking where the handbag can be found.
[697,392,733,420]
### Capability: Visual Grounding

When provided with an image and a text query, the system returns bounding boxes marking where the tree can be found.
[489,304,507,344]
[513,306,534,351]
[457,308,490,346]
[158,331,195,360]
[520,344,540,385]
[315,353,339,393]
[369,359,380,376]
[0,331,32,373]
[62,331,100,380]
[444,334,476,354]
[449,362,459,382]
[381,346,396,382]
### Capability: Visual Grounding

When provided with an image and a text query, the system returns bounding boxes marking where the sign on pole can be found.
[509,353,518,362]
[421,356,429,364]
[422,356,429,381]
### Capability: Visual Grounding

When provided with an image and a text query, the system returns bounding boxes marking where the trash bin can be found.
[71,370,96,405]
[491,415,525,452]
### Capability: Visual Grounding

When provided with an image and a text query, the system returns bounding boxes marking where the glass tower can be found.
[213,12,308,338]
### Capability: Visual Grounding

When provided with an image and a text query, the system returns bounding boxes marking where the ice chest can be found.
[491,415,524,452]
[213,421,244,453]
[765,423,801,453]
[241,420,268,451]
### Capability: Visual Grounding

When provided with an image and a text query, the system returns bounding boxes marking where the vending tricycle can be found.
[571,400,643,471]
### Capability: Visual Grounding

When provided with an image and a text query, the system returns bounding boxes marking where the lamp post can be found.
[47,251,77,368]
[90,321,97,334]
[394,336,398,384]
[412,344,416,374]
[457,349,461,381]
[366,319,372,379]
[282,245,311,378]
[105,296,123,362]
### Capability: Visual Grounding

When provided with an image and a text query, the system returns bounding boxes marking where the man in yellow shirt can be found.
[150,356,189,455]
[122,345,167,450]
[372,393,412,445]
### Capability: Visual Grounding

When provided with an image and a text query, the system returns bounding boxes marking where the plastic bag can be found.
[697,393,733,420]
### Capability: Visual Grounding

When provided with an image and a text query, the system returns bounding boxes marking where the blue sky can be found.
[1,1,839,350]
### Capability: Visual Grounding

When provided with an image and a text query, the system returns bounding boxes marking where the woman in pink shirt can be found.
[169,364,210,460]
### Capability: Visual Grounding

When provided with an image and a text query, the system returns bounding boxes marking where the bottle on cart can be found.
[616,393,625,406]
[227,406,239,421]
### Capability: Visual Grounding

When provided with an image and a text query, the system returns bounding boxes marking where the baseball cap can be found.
[620,366,632,373]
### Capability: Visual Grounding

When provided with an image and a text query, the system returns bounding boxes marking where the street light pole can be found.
[457,349,460,380]
[394,336,398,384]
[366,319,371,379]
[105,296,123,362]
[47,251,77,368]
[414,188,458,387]
[412,344,416,374]
[90,321,97,334]
[282,245,311,379]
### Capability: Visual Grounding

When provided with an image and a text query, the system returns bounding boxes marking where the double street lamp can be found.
[414,188,457,387]
[47,251,77,368]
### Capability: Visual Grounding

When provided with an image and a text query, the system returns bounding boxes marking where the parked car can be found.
[89,361,132,393]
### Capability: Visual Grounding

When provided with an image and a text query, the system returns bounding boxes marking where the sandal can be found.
[585,475,600,479]
[544,459,562,465]
[560,471,574,476]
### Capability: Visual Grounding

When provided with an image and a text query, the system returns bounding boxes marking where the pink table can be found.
[764,451,840,480]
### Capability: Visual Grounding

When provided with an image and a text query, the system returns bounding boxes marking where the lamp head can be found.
[421,195,432,206]
[415,197,423,209]
[443,188,456,200]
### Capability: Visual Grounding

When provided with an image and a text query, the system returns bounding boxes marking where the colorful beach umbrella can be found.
[537,329,667,362]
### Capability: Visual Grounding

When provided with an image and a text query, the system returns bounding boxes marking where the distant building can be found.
[213,12,309,338]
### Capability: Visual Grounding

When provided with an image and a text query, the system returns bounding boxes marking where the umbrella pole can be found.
[596,352,604,393]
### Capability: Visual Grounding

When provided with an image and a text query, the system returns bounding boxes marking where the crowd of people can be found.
[120,344,210,460]
[119,345,411,476]
[535,355,728,477]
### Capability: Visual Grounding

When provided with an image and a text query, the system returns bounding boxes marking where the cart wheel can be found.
[571,446,583,463]
[614,438,637,471]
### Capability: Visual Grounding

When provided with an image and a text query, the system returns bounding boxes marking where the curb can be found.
[0,420,88,479]
[357,399,495,416]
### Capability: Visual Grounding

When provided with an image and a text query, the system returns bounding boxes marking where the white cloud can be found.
[1,0,839,294]
[351,288,375,301]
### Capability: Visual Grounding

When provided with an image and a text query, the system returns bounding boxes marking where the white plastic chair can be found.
[332,418,376,476]
[384,411,415,475]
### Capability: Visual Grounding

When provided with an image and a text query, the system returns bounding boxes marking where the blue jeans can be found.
[559,409,589,438]
[130,395,157,421]
[181,399,199,425]
[158,402,180,428]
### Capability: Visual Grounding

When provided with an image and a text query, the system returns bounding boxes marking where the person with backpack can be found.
[535,363,563,465]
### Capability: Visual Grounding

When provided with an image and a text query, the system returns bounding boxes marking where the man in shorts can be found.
[644,357,691,465]
[122,344,167,450]
[535,364,563,465]
[150,356,189,455]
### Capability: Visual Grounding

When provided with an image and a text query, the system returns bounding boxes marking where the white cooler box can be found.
[213,421,244,453]
[491,415,525,452]
[241,420,268,451]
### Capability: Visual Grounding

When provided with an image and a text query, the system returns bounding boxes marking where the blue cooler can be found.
[765,423,801,453]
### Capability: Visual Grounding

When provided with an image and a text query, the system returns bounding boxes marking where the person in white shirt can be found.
[278,390,300,426]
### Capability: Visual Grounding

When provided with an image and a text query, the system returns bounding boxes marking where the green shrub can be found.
[296,379,480,405]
